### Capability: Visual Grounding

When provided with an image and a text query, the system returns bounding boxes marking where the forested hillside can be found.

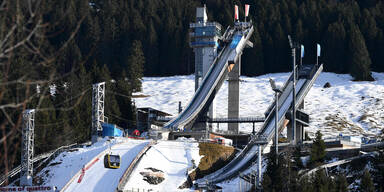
[1,0,384,176]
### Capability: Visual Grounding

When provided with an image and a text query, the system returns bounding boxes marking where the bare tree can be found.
[0,0,87,184]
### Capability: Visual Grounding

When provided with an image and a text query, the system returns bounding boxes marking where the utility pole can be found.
[288,35,298,145]
[92,82,105,143]
[269,78,282,160]
[20,109,35,186]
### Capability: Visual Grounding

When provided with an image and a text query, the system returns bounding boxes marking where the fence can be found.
[116,141,156,192]
[0,143,77,186]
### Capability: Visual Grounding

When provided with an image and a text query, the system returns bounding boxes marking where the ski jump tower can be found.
[189,5,221,131]
[189,5,251,133]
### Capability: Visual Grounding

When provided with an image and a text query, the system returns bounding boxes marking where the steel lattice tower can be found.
[92,82,105,143]
[20,109,35,186]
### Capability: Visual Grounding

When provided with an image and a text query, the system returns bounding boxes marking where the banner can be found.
[245,4,250,17]
[301,45,304,58]
[317,43,321,57]
[0,186,56,192]
[234,5,239,20]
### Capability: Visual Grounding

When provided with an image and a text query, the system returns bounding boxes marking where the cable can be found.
[105,113,136,123]
[52,87,91,106]
[106,90,132,99]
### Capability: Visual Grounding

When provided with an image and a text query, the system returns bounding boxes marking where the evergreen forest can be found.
[1,0,384,175]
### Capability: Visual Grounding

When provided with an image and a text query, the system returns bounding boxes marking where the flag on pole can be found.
[245,4,250,17]
[301,45,304,58]
[317,44,321,57]
[235,5,239,21]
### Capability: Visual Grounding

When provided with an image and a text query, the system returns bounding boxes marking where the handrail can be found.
[0,143,77,186]
[116,141,156,192]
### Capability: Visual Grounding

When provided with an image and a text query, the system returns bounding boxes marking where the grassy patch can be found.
[179,143,235,188]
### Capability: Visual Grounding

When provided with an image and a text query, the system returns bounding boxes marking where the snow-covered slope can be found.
[135,72,384,138]
[36,138,113,189]
[36,138,148,191]
[124,140,200,191]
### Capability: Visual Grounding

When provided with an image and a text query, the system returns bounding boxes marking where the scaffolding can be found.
[20,109,35,186]
[92,82,105,143]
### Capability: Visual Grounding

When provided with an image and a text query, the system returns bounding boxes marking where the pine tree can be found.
[263,151,285,191]
[299,176,314,192]
[322,21,347,73]
[335,174,348,192]
[115,70,136,129]
[127,40,144,92]
[310,130,326,165]
[360,169,375,192]
[347,23,374,81]
[312,170,330,192]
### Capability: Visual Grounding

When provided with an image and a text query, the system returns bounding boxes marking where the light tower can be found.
[189,5,222,130]
[20,109,35,186]
[92,82,105,143]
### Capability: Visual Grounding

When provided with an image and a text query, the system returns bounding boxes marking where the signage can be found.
[0,186,56,192]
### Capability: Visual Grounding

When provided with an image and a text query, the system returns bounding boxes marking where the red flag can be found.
[234,5,239,20]
[245,4,250,17]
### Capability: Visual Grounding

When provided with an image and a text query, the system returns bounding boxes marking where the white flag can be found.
[245,4,250,17]
[301,45,304,58]
[317,44,321,57]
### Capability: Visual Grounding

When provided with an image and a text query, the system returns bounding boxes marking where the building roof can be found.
[137,107,172,116]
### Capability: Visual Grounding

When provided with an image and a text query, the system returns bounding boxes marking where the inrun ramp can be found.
[164,25,254,130]
[197,64,323,184]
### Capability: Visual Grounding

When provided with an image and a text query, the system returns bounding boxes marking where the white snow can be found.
[34,72,384,191]
[37,138,113,189]
[135,72,384,138]
[124,140,201,191]
[37,138,149,191]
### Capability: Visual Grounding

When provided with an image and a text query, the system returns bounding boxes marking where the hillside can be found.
[135,72,384,138]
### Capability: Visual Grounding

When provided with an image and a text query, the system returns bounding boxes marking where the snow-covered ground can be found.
[36,138,113,189]
[135,72,384,138]
[36,138,148,191]
[124,140,200,191]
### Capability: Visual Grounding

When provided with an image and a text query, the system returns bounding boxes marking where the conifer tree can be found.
[262,151,285,191]
[127,40,144,92]
[312,170,330,192]
[310,130,326,165]
[299,176,314,192]
[115,70,136,129]
[335,174,348,192]
[322,22,347,73]
[360,169,375,192]
[347,24,374,81]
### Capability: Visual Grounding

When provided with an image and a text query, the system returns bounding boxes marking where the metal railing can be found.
[0,143,77,186]
[116,141,156,192]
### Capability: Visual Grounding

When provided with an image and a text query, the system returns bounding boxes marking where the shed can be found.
[102,123,124,137]
[137,107,172,131]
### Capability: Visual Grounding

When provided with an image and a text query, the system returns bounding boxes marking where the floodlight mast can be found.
[288,35,298,145]
[269,78,281,158]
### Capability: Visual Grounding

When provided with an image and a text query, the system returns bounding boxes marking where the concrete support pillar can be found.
[287,100,305,144]
[228,56,240,133]
[287,121,303,143]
